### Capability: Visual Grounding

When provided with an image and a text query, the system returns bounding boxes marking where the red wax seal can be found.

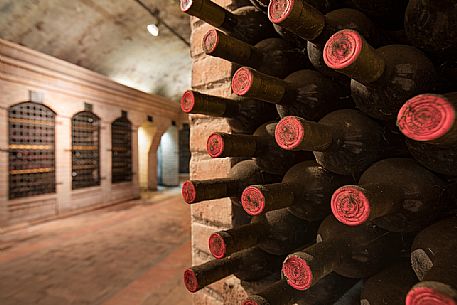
[282,255,313,290]
[331,185,371,226]
[232,67,254,96]
[406,287,457,305]
[209,232,227,259]
[323,29,363,70]
[180,0,193,12]
[275,116,305,150]
[207,133,224,158]
[182,180,196,204]
[268,0,294,24]
[241,186,266,216]
[203,29,219,54]
[184,268,199,293]
[180,90,195,113]
[397,94,455,142]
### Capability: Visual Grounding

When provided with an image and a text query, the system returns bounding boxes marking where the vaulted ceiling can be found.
[0,0,191,101]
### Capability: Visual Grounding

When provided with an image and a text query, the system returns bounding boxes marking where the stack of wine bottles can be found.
[180,0,457,304]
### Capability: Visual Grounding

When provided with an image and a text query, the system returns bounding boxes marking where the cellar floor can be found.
[0,188,192,305]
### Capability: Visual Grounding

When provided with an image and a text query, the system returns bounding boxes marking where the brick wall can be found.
[189,1,276,304]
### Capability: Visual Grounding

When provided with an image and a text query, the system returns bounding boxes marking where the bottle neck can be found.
[323,29,385,85]
[182,0,237,32]
[207,133,270,158]
[185,178,241,204]
[188,249,247,291]
[268,0,325,42]
[331,183,405,226]
[251,183,296,215]
[215,222,266,257]
[182,91,241,118]
[275,117,335,152]
[204,30,264,69]
[360,183,405,220]
[232,67,289,104]
[283,240,349,290]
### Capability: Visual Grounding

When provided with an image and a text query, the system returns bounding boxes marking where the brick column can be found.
[189,1,262,304]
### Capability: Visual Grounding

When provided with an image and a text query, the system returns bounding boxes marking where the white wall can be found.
[158,125,179,186]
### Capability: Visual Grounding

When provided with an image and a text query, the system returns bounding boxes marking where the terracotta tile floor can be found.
[0,189,192,305]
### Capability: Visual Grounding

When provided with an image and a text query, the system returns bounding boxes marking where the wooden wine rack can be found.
[111,112,132,183]
[72,111,101,190]
[8,102,56,199]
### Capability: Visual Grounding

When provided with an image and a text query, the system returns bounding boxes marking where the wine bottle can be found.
[397,93,457,176]
[323,29,438,122]
[274,110,406,176]
[207,123,311,175]
[203,29,309,78]
[407,217,457,305]
[361,260,418,305]
[331,158,448,232]
[251,0,350,15]
[182,160,280,205]
[240,160,353,220]
[184,247,283,293]
[231,66,353,119]
[180,1,275,44]
[282,216,410,291]
[243,274,358,305]
[351,0,408,30]
[267,2,381,80]
[180,90,278,134]
[209,208,317,258]
[405,0,457,60]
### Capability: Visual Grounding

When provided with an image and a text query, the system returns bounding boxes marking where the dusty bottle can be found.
[323,29,438,122]
[180,90,278,134]
[240,160,353,220]
[331,158,449,232]
[209,208,317,258]
[268,2,381,81]
[207,123,311,175]
[203,29,309,78]
[243,274,358,305]
[407,217,457,305]
[249,0,349,15]
[274,110,406,176]
[351,0,408,30]
[361,260,418,305]
[181,160,280,205]
[397,93,457,176]
[180,0,275,44]
[231,66,352,119]
[405,0,457,60]
[282,216,410,291]
[184,247,283,293]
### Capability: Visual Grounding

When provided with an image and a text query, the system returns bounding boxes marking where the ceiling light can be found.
[147,24,159,36]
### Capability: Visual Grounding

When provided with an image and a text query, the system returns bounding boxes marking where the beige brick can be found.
[191,222,226,257]
[192,56,232,88]
[190,156,232,180]
[192,292,223,305]
[190,118,231,153]
[191,196,232,226]
[190,23,215,59]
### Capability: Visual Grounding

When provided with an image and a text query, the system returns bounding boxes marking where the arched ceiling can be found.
[0,0,191,101]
